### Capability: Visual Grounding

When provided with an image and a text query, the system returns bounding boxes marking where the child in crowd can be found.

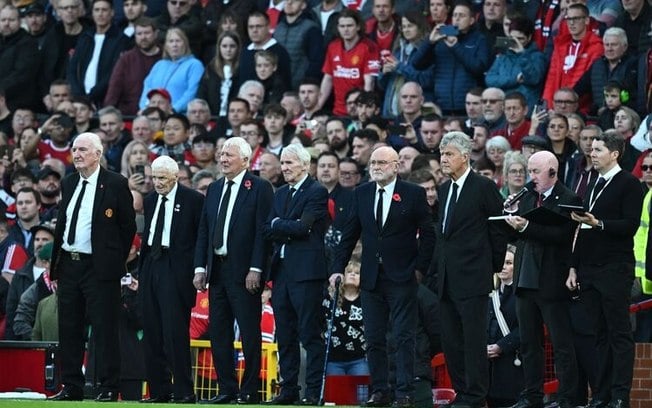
[254,51,288,106]
[597,81,625,131]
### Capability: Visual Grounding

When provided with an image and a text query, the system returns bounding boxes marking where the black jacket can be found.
[0,29,41,110]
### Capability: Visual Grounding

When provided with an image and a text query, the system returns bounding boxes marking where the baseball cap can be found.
[147,89,172,103]
[38,166,62,181]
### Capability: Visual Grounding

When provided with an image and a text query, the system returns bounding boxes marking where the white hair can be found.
[151,155,180,174]
[223,137,252,161]
[74,132,104,155]
[281,143,311,166]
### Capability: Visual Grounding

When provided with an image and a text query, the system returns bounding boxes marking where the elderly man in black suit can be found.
[436,131,508,408]
[503,151,581,408]
[567,130,644,408]
[193,137,274,404]
[330,146,435,408]
[263,143,329,406]
[48,132,136,402]
[138,155,204,404]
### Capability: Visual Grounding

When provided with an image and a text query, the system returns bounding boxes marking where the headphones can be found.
[549,168,556,178]
[620,89,630,104]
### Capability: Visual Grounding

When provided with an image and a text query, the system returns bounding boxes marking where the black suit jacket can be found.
[572,170,643,268]
[511,181,582,300]
[263,176,329,282]
[194,172,274,282]
[435,171,508,299]
[140,184,204,309]
[51,167,136,281]
[332,179,435,291]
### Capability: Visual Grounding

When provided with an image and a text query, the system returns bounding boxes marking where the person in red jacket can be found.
[542,3,603,113]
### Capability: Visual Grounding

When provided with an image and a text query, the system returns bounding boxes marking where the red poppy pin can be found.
[244,180,252,190]
[392,193,401,202]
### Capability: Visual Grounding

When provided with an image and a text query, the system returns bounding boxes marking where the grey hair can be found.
[282,143,311,166]
[223,137,252,161]
[603,27,627,45]
[187,98,211,112]
[502,151,528,180]
[440,131,472,156]
[132,115,151,127]
[151,155,179,174]
[75,132,104,155]
[238,80,265,96]
[483,87,506,100]
[192,169,215,188]
[98,105,123,122]
[486,135,512,152]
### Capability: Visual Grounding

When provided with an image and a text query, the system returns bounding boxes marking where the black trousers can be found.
[57,253,121,392]
[208,255,262,397]
[361,272,417,399]
[439,293,488,406]
[141,253,194,398]
[516,290,577,402]
[273,262,324,399]
[579,262,635,403]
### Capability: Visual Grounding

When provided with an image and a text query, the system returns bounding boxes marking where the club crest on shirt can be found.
[105,208,113,218]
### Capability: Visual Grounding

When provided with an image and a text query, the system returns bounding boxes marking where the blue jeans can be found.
[326,358,370,375]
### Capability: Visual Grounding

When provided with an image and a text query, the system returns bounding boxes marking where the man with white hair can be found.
[238,80,265,117]
[49,132,136,401]
[193,137,274,404]
[263,143,329,405]
[139,155,204,403]
[481,87,506,134]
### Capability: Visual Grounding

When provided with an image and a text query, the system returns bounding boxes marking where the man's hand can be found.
[505,215,528,232]
[329,273,344,288]
[245,270,261,294]
[444,36,458,47]
[402,123,418,144]
[570,211,599,227]
[566,267,578,291]
[193,272,207,292]
[487,344,502,358]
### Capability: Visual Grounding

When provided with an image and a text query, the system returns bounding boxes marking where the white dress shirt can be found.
[62,166,100,254]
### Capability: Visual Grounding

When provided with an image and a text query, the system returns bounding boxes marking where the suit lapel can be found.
[228,173,251,232]
[211,179,226,233]
[170,185,183,238]
[382,181,402,233]
[287,177,312,215]
[91,168,107,222]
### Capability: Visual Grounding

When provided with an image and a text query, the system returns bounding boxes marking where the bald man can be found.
[503,151,582,408]
[331,146,435,407]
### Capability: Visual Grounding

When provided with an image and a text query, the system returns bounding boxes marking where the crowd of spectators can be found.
[0,0,651,405]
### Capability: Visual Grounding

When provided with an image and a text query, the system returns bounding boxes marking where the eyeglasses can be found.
[642,165,652,172]
[548,124,566,129]
[240,131,259,137]
[564,15,587,23]
[193,142,214,149]
[340,171,359,177]
[481,98,502,104]
[554,99,577,105]
[369,160,397,167]
[508,169,526,175]
[168,1,188,6]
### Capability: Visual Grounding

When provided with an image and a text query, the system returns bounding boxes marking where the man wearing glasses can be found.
[542,3,603,111]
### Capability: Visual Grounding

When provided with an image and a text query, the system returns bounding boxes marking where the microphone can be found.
[504,182,534,209]
[335,276,342,287]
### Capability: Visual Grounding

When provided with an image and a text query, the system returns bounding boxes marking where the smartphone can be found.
[535,99,548,114]
[495,36,517,49]
[133,164,145,177]
[570,282,580,300]
[121,273,132,286]
[439,25,459,37]
[387,124,407,135]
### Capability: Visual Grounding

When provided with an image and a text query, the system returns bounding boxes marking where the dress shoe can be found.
[173,394,197,404]
[509,398,544,408]
[141,394,173,403]
[585,400,609,408]
[297,395,320,406]
[201,394,237,404]
[95,391,119,402]
[364,391,392,407]
[237,394,260,404]
[48,387,84,401]
[391,396,414,408]
[607,400,629,408]
[265,393,300,405]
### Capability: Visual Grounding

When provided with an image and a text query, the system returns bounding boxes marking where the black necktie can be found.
[376,188,385,231]
[284,187,296,214]
[67,180,88,245]
[151,196,167,259]
[444,183,458,234]
[590,177,606,207]
[537,193,544,208]
[213,180,234,250]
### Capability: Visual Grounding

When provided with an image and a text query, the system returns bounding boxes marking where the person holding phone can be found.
[412,0,489,115]
[486,16,546,112]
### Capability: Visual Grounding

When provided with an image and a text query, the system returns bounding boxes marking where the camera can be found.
[121,273,132,286]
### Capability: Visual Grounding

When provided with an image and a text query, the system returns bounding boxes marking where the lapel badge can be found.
[174,203,181,212]
[105,208,113,218]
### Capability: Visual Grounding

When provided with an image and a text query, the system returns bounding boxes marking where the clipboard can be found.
[520,206,572,225]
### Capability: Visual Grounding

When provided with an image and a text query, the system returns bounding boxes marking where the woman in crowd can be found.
[566,113,585,145]
[500,151,528,198]
[323,261,368,375]
[486,17,546,111]
[377,11,434,117]
[121,140,152,195]
[140,28,204,114]
[486,136,511,188]
[614,106,642,171]
[426,0,450,28]
[197,31,241,118]
[545,113,576,185]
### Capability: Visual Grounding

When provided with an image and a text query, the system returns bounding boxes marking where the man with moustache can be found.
[503,151,581,408]
[326,117,351,159]
[567,131,644,408]
[48,132,136,401]
[36,167,62,214]
[104,17,162,116]
[193,137,273,404]
[139,155,203,403]
[331,146,435,408]
[436,131,507,408]
[263,143,329,405]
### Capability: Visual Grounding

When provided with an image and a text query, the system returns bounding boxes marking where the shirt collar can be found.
[454,166,472,189]
[228,169,247,186]
[246,37,278,50]
[82,165,101,186]
[376,177,397,195]
[600,164,622,181]
[290,173,309,191]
